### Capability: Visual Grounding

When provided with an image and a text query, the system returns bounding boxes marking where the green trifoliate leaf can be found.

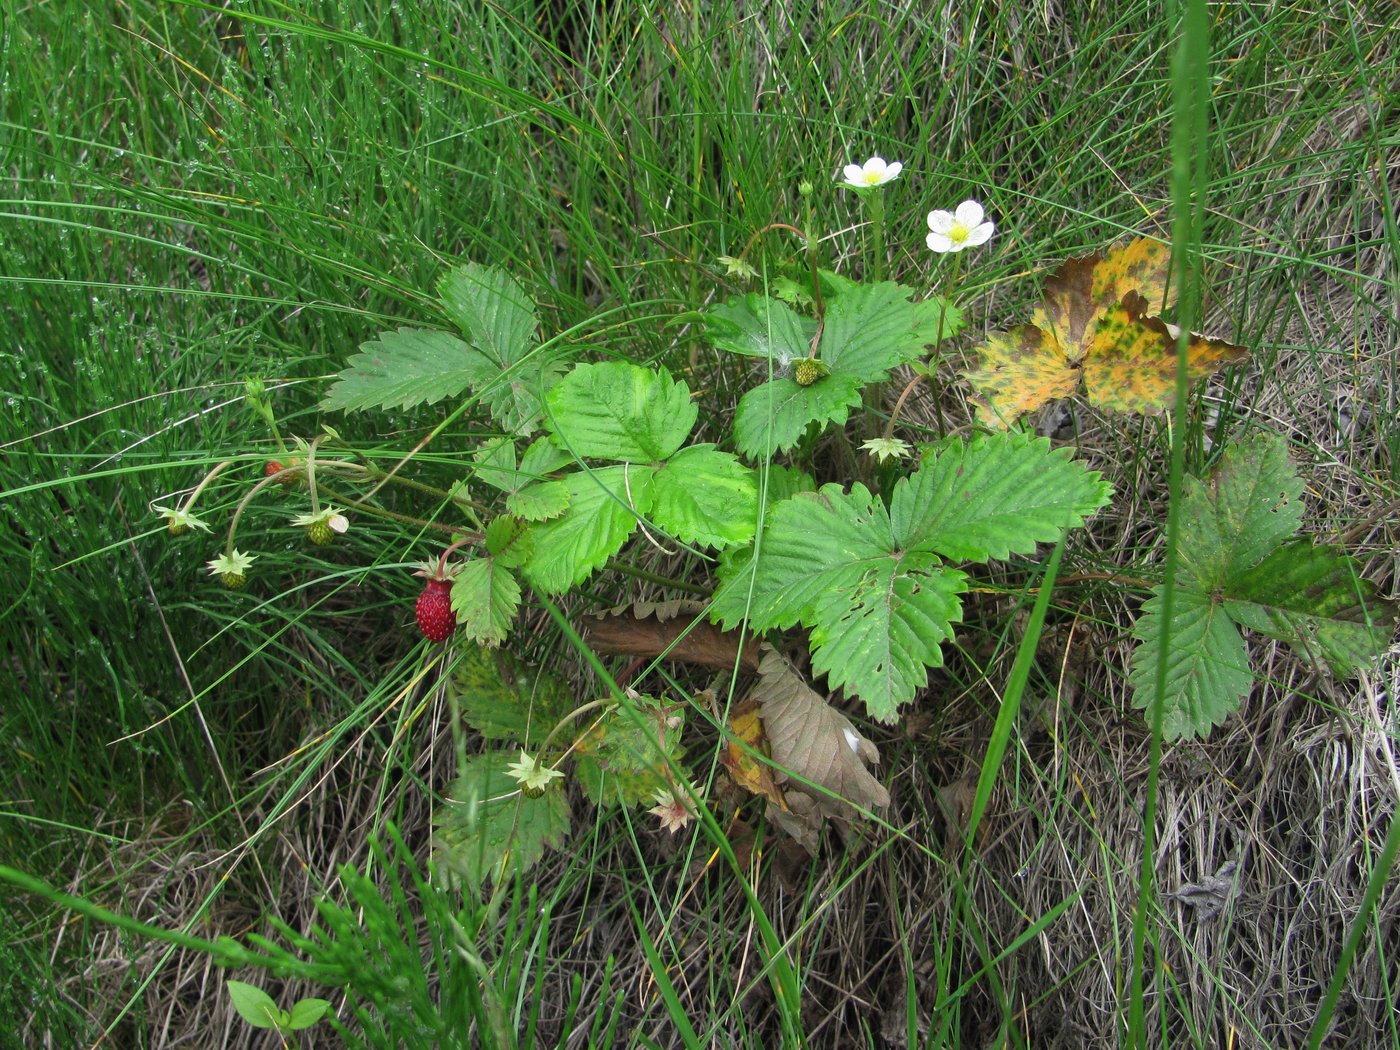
[452,558,520,647]
[321,328,492,411]
[522,465,654,594]
[712,433,1110,720]
[711,482,969,721]
[702,294,816,360]
[650,445,757,548]
[732,373,864,460]
[1176,432,1304,591]
[437,750,570,892]
[474,436,572,520]
[1224,540,1397,674]
[1130,584,1253,741]
[895,431,1113,560]
[546,361,697,462]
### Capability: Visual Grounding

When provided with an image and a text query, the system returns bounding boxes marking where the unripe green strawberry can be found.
[793,357,827,386]
[207,549,256,590]
[415,578,456,643]
[306,520,334,546]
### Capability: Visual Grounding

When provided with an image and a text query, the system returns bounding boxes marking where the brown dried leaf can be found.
[751,646,890,838]
[721,699,787,809]
[585,599,761,671]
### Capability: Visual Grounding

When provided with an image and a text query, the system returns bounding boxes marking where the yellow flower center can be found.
[862,170,883,185]
[948,221,972,245]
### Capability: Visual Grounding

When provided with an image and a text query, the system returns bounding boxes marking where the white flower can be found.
[926,200,995,254]
[841,156,903,189]
[505,752,564,795]
[859,437,912,464]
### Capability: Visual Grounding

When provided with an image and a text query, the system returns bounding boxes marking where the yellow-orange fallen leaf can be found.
[720,699,787,810]
[965,238,1247,425]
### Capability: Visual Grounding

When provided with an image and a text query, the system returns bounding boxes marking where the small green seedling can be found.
[226,979,331,1047]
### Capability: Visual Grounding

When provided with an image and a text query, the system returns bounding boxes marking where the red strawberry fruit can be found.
[415,578,456,643]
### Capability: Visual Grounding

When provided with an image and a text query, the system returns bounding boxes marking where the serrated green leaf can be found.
[1177,432,1305,590]
[452,558,520,647]
[711,482,969,719]
[1224,540,1396,674]
[808,557,967,722]
[226,981,282,1029]
[650,444,757,548]
[453,648,574,745]
[819,282,963,383]
[711,484,891,632]
[484,515,533,567]
[732,374,865,460]
[1130,585,1254,741]
[703,294,816,360]
[522,465,654,593]
[546,361,697,461]
[507,481,570,521]
[519,434,574,476]
[895,431,1112,560]
[321,328,492,412]
[437,751,569,891]
[472,437,518,492]
[437,263,538,368]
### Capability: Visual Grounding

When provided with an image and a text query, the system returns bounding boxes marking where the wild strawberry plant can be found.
[155,162,1393,887]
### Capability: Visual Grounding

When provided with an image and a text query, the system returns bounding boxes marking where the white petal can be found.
[964,221,995,247]
[864,156,886,174]
[926,209,954,233]
[926,230,954,253]
[842,163,865,184]
[954,199,985,227]
[884,161,903,181]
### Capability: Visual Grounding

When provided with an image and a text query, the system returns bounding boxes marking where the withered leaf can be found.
[750,646,889,845]
[721,699,787,810]
[965,237,1247,426]
[586,599,762,671]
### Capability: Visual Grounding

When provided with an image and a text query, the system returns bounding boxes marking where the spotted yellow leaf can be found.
[965,238,1247,425]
